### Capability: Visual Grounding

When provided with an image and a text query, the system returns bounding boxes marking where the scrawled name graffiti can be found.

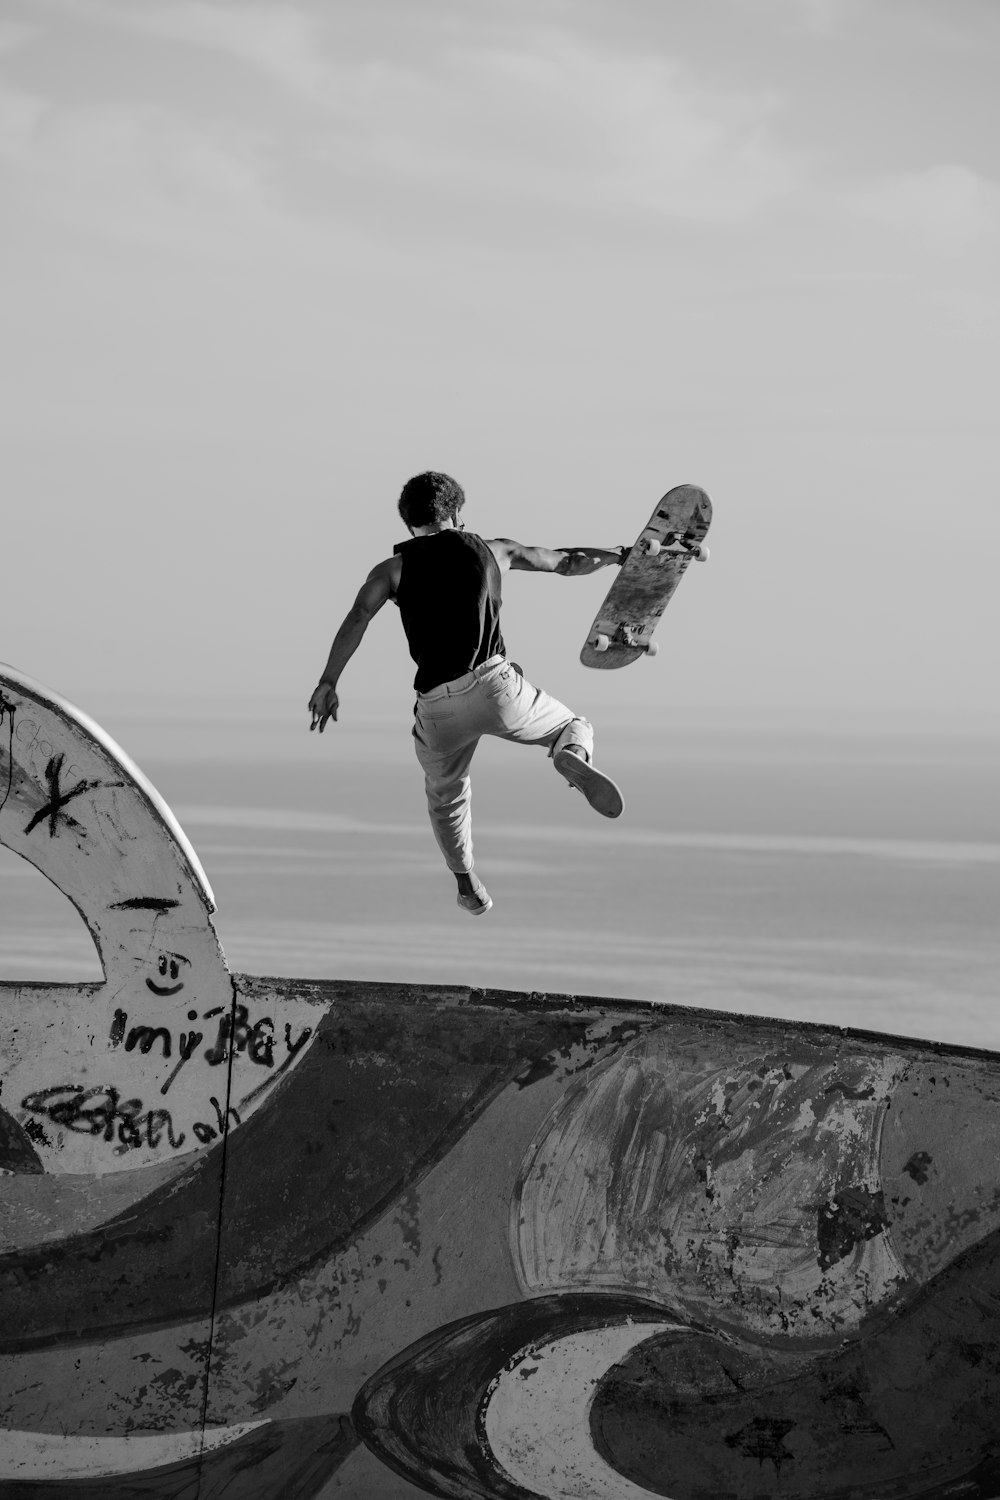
[20,1004,314,1155]
[109,1001,312,1096]
[19,1084,232,1153]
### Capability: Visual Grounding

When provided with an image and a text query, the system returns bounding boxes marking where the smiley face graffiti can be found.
[146,952,191,997]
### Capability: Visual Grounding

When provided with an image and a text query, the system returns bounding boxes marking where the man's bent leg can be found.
[482,666,622,819]
[552,738,624,817]
[482,666,589,755]
[551,716,595,763]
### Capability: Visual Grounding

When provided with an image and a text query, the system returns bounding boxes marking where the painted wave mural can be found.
[2,662,1000,1499]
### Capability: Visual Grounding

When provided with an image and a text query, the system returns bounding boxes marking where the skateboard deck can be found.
[581,482,712,668]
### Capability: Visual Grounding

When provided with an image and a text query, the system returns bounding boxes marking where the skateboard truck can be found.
[642,531,710,563]
[590,622,659,657]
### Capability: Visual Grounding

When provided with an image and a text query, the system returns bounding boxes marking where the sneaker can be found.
[553,746,624,819]
[456,874,493,916]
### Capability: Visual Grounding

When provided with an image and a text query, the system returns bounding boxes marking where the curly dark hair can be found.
[397,471,466,529]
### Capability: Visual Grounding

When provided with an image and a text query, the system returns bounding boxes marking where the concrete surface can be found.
[3,662,1000,1499]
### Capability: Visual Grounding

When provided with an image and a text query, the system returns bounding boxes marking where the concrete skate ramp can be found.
[2,662,1000,1500]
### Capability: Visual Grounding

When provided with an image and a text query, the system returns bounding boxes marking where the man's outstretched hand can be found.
[308,682,339,732]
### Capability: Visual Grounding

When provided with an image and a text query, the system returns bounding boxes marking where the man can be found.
[308,471,627,917]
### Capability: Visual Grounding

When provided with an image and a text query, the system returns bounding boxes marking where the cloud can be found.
[0,86,282,256]
[0,3,319,256]
[425,35,798,223]
[7,0,996,279]
[0,19,37,55]
[240,23,799,230]
[74,0,336,105]
[755,0,858,35]
[29,1,799,230]
[852,163,1000,254]
[0,87,46,160]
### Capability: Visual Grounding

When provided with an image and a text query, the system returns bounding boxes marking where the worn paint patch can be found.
[882,1059,1000,1283]
[0,1105,45,1175]
[513,1034,907,1341]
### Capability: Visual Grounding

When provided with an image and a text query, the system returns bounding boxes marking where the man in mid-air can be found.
[308,471,627,917]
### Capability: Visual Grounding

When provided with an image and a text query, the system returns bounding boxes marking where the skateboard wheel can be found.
[592,633,610,653]
[644,640,659,657]
[644,537,661,557]
[694,543,710,562]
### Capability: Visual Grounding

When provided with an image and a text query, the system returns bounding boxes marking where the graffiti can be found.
[159,1028,207,1095]
[20,1084,243,1153]
[204,1004,282,1068]
[109,1004,313,1069]
[203,1006,311,1072]
[192,1095,241,1144]
[21,1083,188,1152]
[146,951,191,996]
[110,1006,200,1062]
[11,714,84,781]
[108,1003,314,1096]
[22,752,115,838]
[119,1018,174,1059]
[110,897,181,912]
[0,690,14,816]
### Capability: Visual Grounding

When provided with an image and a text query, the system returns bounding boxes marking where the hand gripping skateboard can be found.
[581,483,712,669]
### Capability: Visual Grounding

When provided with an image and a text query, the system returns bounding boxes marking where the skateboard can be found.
[581,482,712,668]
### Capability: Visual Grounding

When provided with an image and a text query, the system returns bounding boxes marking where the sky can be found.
[1,0,999,736]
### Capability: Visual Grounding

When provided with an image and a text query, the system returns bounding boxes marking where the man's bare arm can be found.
[487,539,628,576]
[308,557,399,731]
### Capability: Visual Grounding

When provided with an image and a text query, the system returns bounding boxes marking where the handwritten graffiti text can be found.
[109,1003,313,1095]
[20,1086,243,1154]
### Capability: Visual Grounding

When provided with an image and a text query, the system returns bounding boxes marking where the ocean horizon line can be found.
[171,803,1000,866]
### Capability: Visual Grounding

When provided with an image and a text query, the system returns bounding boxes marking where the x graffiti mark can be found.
[0,692,15,817]
[23,753,105,838]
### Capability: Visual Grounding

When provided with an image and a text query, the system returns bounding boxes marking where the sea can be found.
[2,697,998,1054]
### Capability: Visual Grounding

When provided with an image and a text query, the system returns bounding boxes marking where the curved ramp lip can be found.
[0,662,216,913]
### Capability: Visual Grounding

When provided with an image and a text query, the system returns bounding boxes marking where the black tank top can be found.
[393,531,506,693]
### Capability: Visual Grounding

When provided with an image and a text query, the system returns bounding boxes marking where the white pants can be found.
[412,656,594,874]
